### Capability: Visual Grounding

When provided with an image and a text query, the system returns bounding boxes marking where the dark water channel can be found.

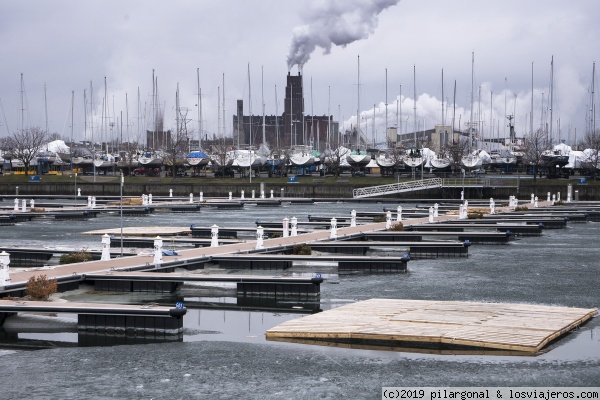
[1,199,599,398]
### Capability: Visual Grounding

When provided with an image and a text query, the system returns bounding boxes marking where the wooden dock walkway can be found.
[266,298,597,353]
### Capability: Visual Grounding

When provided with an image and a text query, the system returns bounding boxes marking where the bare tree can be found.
[444,137,469,175]
[522,128,551,181]
[4,127,49,176]
[580,129,600,179]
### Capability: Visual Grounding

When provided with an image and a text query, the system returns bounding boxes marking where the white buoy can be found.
[21,199,26,212]
[0,251,11,287]
[350,210,357,227]
[330,217,337,238]
[241,190,245,199]
[189,193,194,203]
[534,196,539,208]
[396,206,402,222]
[434,203,439,217]
[88,196,92,207]
[270,190,274,199]
[385,211,392,229]
[428,207,434,223]
[153,236,163,265]
[200,192,204,202]
[210,225,219,247]
[169,189,173,198]
[291,217,298,236]
[282,217,289,238]
[101,234,111,261]
[255,226,264,249]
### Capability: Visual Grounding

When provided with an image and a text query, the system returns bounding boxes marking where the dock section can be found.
[266,298,597,353]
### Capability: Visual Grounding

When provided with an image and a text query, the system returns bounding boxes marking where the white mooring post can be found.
[30,199,35,209]
[92,196,97,208]
[260,189,265,199]
[291,217,298,236]
[557,192,561,202]
[169,189,173,198]
[101,234,111,261]
[434,203,439,217]
[0,251,11,288]
[385,211,392,229]
[153,236,163,265]
[428,207,434,223]
[280,188,284,198]
[464,200,469,217]
[547,192,551,202]
[252,190,255,199]
[210,225,219,247]
[200,192,204,202]
[490,198,496,215]
[88,196,92,207]
[189,193,194,203]
[77,188,81,197]
[534,196,539,208]
[461,191,464,201]
[21,199,26,212]
[228,192,232,201]
[270,190,274,199]
[282,217,289,238]
[567,184,572,203]
[531,193,535,204]
[552,194,556,205]
[148,194,153,205]
[13,198,19,211]
[330,217,337,238]
[350,210,357,227]
[396,205,402,222]
[255,226,264,249]
[241,190,245,199]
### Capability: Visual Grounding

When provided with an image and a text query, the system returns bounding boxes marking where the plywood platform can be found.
[266,299,597,353]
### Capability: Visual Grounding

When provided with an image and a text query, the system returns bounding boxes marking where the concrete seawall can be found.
[1,181,597,200]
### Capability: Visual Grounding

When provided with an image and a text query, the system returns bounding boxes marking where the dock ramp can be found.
[353,178,442,198]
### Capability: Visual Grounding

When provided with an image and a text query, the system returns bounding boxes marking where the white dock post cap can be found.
[77,188,81,196]
[21,199,26,212]
[350,210,357,227]
[0,251,10,264]
[547,192,551,202]
[228,192,232,201]
[396,206,402,222]
[256,226,264,249]
[531,193,535,204]
[210,224,219,247]
[0,251,10,285]
[169,189,173,197]
[282,217,289,237]
[241,190,245,199]
[101,234,111,261]
[330,217,337,238]
[434,203,439,217]
[385,211,392,229]
[291,216,298,236]
[189,193,194,203]
[200,192,203,202]
[270,190,274,198]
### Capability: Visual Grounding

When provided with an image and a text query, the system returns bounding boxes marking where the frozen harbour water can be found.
[0,201,599,399]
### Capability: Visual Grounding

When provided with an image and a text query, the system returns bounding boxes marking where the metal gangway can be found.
[353,178,443,198]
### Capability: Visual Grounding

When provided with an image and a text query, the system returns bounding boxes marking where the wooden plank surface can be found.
[266,298,597,353]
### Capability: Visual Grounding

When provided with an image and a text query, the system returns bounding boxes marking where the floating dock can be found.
[266,298,597,354]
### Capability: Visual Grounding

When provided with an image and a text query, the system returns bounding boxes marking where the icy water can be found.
[1,200,600,399]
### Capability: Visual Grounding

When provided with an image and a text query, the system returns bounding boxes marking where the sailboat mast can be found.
[413,64,417,147]
[441,69,445,146]
[44,83,48,133]
[399,85,402,137]
[327,85,331,150]
[197,68,202,149]
[469,52,474,151]
[357,55,360,149]
[549,55,554,142]
[20,73,24,132]
[531,62,534,136]
[248,63,252,146]
[222,72,226,141]
[262,66,265,145]
[591,62,596,134]
[385,67,388,149]
[275,85,279,150]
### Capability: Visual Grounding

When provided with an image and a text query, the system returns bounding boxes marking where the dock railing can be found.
[353,178,443,198]
[441,178,489,187]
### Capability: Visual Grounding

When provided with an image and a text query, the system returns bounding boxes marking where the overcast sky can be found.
[0,0,598,148]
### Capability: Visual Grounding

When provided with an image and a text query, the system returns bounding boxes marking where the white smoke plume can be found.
[286,0,400,70]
